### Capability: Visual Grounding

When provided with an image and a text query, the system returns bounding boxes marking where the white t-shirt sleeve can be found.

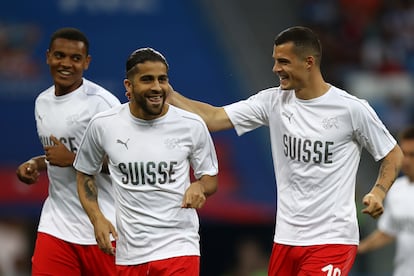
[350,99,396,161]
[224,89,272,136]
[74,117,106,175]
[189,120,218,179]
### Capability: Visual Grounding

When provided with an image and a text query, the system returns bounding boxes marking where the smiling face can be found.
[124,61,169,120]
[46,38,90,96]
[272,42,310,91]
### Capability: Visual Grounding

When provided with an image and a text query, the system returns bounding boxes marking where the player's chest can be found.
[36,103,92,135]
[272,103,352,143]
[104,124,193,164]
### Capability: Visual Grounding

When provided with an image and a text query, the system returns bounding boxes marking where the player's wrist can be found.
[369,183,387,201]
[374,183,387,194]
[29,157,41,170]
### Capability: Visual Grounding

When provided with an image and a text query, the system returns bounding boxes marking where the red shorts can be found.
[268,243,357,276]
[116,255,200,276]
[32,232,116,276]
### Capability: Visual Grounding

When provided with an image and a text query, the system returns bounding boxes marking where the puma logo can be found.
[117,138,130,149]
[282,111,294,123]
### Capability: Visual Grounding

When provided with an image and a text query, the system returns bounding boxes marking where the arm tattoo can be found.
[83,177,98,201]
[378,159,388,179]
[379,158,397,183]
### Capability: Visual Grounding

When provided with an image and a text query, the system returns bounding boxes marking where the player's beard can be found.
[135,90,166,116]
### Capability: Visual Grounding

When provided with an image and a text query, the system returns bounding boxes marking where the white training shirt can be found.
[35,78,120,244]
[224,85,396,246]
[74,104,219,265]
[378,176,414,276]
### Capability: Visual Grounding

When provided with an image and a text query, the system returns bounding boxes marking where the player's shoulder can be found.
[255,86,283,98]
[94,103,125,119]
[240,86,286,106]
[168,105,207,126]
[82,78,119,99]
[81,79,121,108]
[89,103,125,126]
[34,85,56,109]
[82,78,107,93]
[331,85,368,104]
[329,85,374,115]
[169,104,202,119]
[36,84,55,100]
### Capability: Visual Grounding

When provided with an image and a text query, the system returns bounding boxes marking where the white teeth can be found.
[148,96,162,102]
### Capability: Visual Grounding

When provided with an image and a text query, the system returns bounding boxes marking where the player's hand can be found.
[182,181,206,209]
[44,135,75,167]
[16,160,39,184]
[93,217,118,256]
[165,84,174,104]
[361,193,384,219]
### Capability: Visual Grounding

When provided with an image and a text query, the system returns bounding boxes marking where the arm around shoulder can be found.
[168,90,233,132]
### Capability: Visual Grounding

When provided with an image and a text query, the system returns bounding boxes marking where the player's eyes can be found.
[54,53,63,59]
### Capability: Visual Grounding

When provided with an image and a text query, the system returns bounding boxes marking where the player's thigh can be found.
[78,241,116,276]
[299,244,357,276]
[268,243,296,276]
[117,263,149,276]
[150,256,199,276]
[32,232,81,276]
[117,256,200,276]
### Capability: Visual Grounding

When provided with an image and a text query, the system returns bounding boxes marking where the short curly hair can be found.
[49,27,89,55]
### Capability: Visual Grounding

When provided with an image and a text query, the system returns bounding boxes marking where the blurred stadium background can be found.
[1,0,413,275]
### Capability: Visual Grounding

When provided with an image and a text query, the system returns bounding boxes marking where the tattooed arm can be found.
[76,171,118,255]
[361,144,404,219]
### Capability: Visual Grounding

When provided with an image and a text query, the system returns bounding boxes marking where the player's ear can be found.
[305,56,315,70]
[46,50,51,65]
[125,91,131,100]
[83,55,92,70]
[124,79,132,100]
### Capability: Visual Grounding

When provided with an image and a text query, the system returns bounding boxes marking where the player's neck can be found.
[295,77,330,100]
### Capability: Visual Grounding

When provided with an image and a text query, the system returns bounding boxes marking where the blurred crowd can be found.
[300,0,414,81]
[299,0,414,139]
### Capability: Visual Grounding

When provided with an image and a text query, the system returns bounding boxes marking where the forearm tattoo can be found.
[376,157,400,194]
[379,158,398,183]
[83,177,98,202]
